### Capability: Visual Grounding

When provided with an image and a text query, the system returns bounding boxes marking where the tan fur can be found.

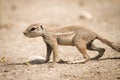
[23,23,120,64]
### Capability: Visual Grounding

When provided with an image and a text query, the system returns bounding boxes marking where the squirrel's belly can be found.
[56,32,75,46]
[57,37,74,46]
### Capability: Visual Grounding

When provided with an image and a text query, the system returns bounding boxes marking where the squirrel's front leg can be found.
[45,43,52,63]
[52,43,58,63]
[44,37,58,63]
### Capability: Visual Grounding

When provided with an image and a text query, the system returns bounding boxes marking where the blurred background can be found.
[0,0,120,80]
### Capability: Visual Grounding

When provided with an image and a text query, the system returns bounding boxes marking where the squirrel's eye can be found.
[31,27,36,31]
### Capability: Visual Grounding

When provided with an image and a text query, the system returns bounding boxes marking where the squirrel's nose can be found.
[23,31,27,35]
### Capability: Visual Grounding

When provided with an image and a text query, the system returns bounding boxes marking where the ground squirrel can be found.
[23,23,120,64]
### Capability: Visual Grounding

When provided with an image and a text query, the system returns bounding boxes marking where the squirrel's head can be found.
[23,23,46,38]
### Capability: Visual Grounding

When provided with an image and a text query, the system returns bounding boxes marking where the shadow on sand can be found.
[98,57,120,60]
[1,57,120,66]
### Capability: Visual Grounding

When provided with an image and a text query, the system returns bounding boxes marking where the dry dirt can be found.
[0,0,120,80]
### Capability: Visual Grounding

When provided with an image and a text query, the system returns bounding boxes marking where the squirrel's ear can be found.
[40,25,44,30]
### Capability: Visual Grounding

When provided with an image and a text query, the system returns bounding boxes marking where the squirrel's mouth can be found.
[23,32,31,37]
[23,32,38,38]
[23,31,29,36]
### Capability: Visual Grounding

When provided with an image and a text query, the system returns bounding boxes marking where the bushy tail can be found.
[96,35,120,52]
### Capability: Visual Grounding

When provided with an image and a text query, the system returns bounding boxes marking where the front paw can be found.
[45,59,49,63]
[58,59,66,63]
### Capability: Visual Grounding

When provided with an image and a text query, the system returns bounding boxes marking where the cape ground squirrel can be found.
[23,23,120,64]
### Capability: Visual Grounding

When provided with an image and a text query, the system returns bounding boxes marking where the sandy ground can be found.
[0,0,120,80]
